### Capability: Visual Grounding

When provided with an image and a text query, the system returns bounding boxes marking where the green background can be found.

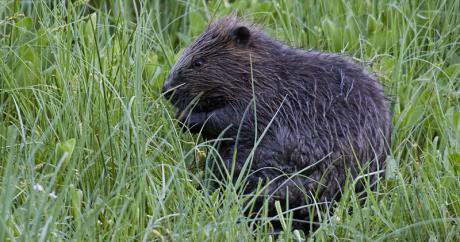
[0,0,459,241]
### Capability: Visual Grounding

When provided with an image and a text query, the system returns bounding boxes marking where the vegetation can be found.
[1,0,459,241]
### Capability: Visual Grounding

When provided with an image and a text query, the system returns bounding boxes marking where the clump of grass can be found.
[1,0,459,241]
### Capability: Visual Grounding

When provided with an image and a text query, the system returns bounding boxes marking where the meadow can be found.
[0,0,459,241]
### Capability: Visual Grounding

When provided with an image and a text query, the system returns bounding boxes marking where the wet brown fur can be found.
[163,16,391,232]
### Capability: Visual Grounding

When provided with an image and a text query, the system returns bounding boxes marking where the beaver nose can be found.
[162,77,175,100]
[162,81,172,99]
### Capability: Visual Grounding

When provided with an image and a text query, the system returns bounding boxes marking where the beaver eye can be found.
[192,58,204,69]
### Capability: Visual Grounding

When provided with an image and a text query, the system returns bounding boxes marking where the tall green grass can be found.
[1,0,459,241]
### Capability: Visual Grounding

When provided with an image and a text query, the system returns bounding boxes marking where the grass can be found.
[0,0,459,241]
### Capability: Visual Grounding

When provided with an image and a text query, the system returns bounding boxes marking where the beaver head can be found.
[162,17,283,117]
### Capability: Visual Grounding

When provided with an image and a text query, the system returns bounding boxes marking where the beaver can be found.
[162,16,391,232]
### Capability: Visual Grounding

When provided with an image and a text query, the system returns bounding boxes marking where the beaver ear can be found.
[232,26,250,47]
